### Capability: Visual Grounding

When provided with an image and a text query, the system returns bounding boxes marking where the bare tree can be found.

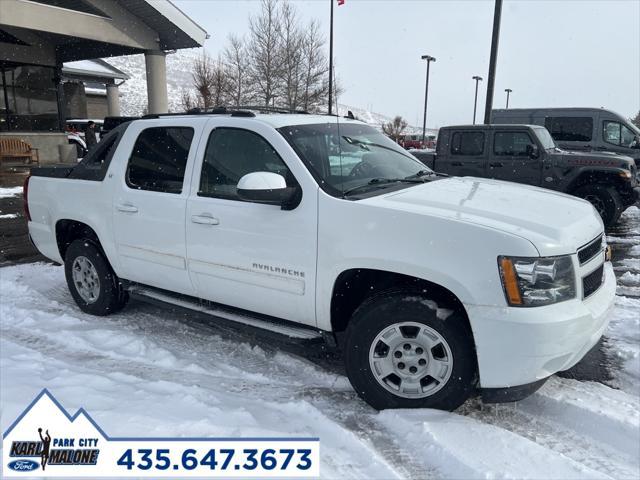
[180,89,196,111]
[192,53,215,109]
[185,0,341,113]
[279,1,304,111]
[248,0,283,107]
[382,116,408,143]
[190,52,230,109]
[224,34,250,107]
[300,19,329,112]
[631,110,640,129]
[210,54,230,107]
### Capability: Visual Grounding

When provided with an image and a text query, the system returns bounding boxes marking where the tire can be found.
[64,239,128,316]
[573,184,623,228]
[344,290,477,411]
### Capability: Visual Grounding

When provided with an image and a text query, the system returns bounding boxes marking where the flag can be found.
[337,0,345,5]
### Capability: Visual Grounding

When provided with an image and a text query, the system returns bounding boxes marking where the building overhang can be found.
[62,59,129,84]
[0,0,207,65]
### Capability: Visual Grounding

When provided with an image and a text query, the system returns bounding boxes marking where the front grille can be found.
[578,235,603,265]
[583,264,604,299]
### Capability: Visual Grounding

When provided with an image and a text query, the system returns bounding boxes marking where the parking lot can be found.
[1,171,638,478]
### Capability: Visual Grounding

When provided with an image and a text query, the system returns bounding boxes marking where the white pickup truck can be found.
[25,110,616,410]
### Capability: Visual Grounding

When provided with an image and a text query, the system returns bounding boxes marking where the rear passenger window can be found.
[126,127,194,194]
[450,131,484,155]
[544,117,593,142]
[199,128,294,200]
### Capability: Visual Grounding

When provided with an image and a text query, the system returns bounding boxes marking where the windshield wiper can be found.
[342,177,425,197]
[405,170,435,180]
[342,136,415,159]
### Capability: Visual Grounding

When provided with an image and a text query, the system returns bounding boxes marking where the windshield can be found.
[278,122,431,197]
[533,127,557,150]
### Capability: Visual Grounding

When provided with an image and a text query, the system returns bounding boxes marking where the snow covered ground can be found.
[1,208,639,479]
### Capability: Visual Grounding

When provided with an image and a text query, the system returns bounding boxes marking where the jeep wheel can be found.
[64,239,128,315]
[574,185,623,228]
[344,291,477,410]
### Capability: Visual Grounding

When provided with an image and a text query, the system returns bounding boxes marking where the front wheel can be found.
[64,239,128,315]
[573,184,623,228]
[344,291,477,410]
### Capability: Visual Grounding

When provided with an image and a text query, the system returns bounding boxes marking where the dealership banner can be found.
[2,390,319,477]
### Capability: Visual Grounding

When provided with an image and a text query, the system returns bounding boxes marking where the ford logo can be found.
[8,460,39,472]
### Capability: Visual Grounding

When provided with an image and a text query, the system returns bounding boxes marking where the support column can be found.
[144,50,168,114]
[54,64,66,131]
[106,81,121,116]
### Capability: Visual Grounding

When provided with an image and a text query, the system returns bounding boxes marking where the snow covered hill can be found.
[107,50,432,135]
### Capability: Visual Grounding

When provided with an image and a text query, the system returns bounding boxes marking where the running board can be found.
[128,286,322,340]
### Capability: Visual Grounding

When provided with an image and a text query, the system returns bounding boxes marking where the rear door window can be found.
[544,116,593,142]
[126,127,194,194]
[450,131,485,155]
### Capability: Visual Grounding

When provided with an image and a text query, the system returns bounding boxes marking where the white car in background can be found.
[66,119,104,159]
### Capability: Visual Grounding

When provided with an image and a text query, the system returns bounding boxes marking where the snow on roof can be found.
[149,0,208,46]
[62,59,129,80]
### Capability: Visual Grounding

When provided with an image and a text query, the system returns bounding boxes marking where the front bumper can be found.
[467,261,616,389]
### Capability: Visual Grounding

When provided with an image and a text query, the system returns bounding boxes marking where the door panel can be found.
[488,131,541,186]
[186,121,318,326]
[112,123,199,295]
[440,130,486,176]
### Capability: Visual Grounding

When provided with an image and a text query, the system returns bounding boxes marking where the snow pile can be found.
[1,262,639,479]
[0,187,22,199]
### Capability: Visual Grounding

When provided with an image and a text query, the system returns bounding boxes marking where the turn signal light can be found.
[499,257,523,306]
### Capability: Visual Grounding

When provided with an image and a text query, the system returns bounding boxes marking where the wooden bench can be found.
[0,137,40,171]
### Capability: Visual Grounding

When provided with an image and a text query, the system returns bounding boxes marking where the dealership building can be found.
[0,0,207,163]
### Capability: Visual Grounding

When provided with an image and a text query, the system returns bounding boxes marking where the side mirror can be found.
[632,136,640,149]
[237,172,297,207]
[526,144,540,159]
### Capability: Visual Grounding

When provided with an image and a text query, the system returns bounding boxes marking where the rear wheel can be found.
[574,184,623,228]
[64,239,128,315]
[344,290,477,410]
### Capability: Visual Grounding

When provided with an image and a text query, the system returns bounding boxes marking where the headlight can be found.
[498,255,576,307]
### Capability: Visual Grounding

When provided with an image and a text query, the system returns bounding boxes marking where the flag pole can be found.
[328,0,334,115]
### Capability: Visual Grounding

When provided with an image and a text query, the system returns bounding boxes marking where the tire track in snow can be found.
[1,329,402,479]
[461,395,638,479]
[3,262,640,479]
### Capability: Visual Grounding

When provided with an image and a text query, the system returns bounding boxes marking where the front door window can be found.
[603,121,636,147]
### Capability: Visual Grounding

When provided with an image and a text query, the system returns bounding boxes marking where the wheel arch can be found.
[330,268,472,335]
[567,169,627,193]
[55,219,104,261]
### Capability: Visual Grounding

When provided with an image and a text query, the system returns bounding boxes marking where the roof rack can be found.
[141,105,310,120]
[234,105,309,115]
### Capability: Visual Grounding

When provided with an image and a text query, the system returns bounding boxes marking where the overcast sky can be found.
[173,0,640,128]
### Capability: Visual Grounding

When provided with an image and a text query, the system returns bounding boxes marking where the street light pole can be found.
[472,76,483,124]
[505,88,512,108]
[483,0,503,124]
[421,54,436,145]
[328,0,334,115]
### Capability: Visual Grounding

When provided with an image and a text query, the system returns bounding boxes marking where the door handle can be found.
[116,203,138,213]
[489,162,504,167]
[451,161,463,166]
[191,214,219,225]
